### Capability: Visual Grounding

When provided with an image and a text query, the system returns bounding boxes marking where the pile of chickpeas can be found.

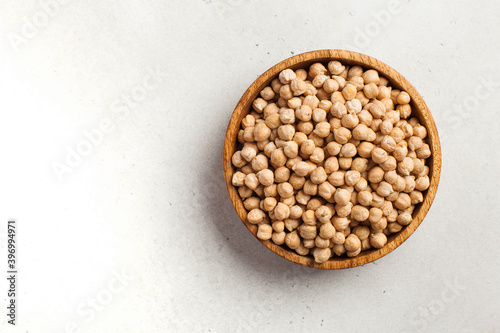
[231,61,431,264]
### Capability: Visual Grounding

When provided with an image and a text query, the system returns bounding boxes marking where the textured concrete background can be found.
[0,0,499,332]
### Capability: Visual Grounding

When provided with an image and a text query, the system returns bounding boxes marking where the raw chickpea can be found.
[328,61,345,75]
[271,78,283,94]
[253,98,268,113]
[294,68,307,81]
[297,121,314,135]
[348,76,364,91]
[277,124,295,141]
[341,113,359,129]
[334,188,351,206]
[243,197,260,211]
[383,170,398,185]
[318,223,335,239]
[352,226,370,241]
[287,97,302,109]
[318,181,336,200]
[397,91,411,105]
[328,171,345,187]
[299,224,317,240]
[257,224,273,240]
[397,104,412,119]
[286,156,302,169]
[285,231,300,249]
[270,148,287,167]
[398,157,414,176]
[386,191,399,202]
[344,170,361,186]
[354,142,373,159]
[352,205,369,221]
[247,208,266,224]
[370,232,387,249]
[394,193,411,210]
[404,176,416,193]
[318,100,333,112]
[302,239,315,249]
[284,219,299,232]
[377,86,391,100]
[313,247,331,263]
[290,78,307,96]
[289,173,306,190]
[232,171,246,187]
[363,82,379,99]
[314,121,331,138]
[315,236,330,249]
[368,166,385,183]
[279,85,293,100]
[264,184,278,197]
[292,161,310,177]
[272,221,285,232]
[416,144,431,159]
[283,141,299,158]
[346,66,362,79]
[277,182,294,198]
[295,190,311,205]
[354,177,368,192]
[410,191,423,204]
[279,69,296,84]
[304,83,317,96]
[241,114,256,129]
[251,154,268,172]
[323,157,339,174]
[413,124,427,139]
[415,176,430,191]
[368,100,385,119]
[390,127,405,143]
[397,211,412,226]
[272,231,286,245]
[332,216,350,231]
[344,234,361,251]
[380,120,393,135]
[274,167,290,183]
[274,203,290,221]
[323,79,339,93]
[338,143,356,158]
[309,147,325,164]
[303,95,320,109]
[351,158,368,173]
[295,105,312,121]
[308,133,324,148]
[408,136,423,151]
[279,108,295,125]
[346,99,362,115]
[357,190,373,206]
[265,113,281,129]
[244,173,260,190]
[309,62,327,77]
[260,86,275,101]
[393,141,408,161]
[312,108,327,122]
[330,101,347,118]
[342,84,357,101]
[334,127,351,144]
[362,69,380,85]
[309,166,327,184]
[315,205,333,223]
[326,142,342,156]
[232,151,247,168]
[371,193,384,208]
[387,222,403,234]
[303,180,318,196]
[312,74,328,88]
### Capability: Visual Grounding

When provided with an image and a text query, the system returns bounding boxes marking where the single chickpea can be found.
[314,236,330,249]
[355,142,373,159]
[289,205,304,219]
[295,190,311,205]
[342,84,357,101]
[410,191,423,204]
[404,176,416,193]
[413,124,427,139]
[309,147,325,164]
[244,173,260,190]
[271,231,286,245]
[357,191,373,206]
[335,201,353,217]
[313,247,331,264]
[297,121,314,135]
[290,78,307,96]
[309,62,328,77]
[354,177,368,192]
[334,188,351,206]
[303,180,318,196]
[271,78,283,94]
[325,141,341,155]
[377,86,391,99]
[318,181,336,200]
[264,113,280,129]
[291,131,307,146]
[287,97,302,109]
[318,100,333,113]
[252,122,271,142]
[301,141,316,157]
[303,95,320,109]
[376,181,394,197]
[264,184,278,197]
[397,104,412,119]
[361,69,380,85]
[270,148,287,167]
[294,68,307,80]
[408,136,423,151]
[383,170,398,185]
[332,216,350,231]
[247,208,266,224]
[279,69,297,84]
[312,74,328,88]
[348,76,364,91]
[252,97,268,113]
[292,161,310,177]
[346,66,362,79]
[369,232,387,249]
[241,143,258,162]
[352,205,370,221]
[334,127,351,144]
[393,141,408,161]
[328,61,345,75]
[397,91,411,105]
[346,100,362,115]
[351,158,368,173]
[344,234,362,252]
[274,203,290,221]
[371,193,385,208]
[273,167,289,183]
[243,197,260,211]
[315,205,333,223]
[272,221,285,232]
[279,85,294,100]
[392,175,406,192]
[257,224,273,240]
[277,182,294,198]
[308,166,326,184]
[313,121,331,138]
[260,86,275,101]
[282,141,299,159]
[299,224,317,240]
[285,231,300,249]
[251,154,268,172]
[276,124,294,141]
[387,222,403,234]
[397,211,412,226]
[323,78,339,93]
[363,82,379,99]
[328,171,345,187]
[394,193,411,210]
[289,173,306,190]
[232,171,247,187]
[295,105,312,122]
[341,113,359,129]
[352,226,370,241]
[368,207,383,223]
[232,151,247,168]
[312,107,327,122]
[241,115,256,129]
[330,101,347,118]
[278,108,295,125]
[415,176,430,191]
[416,144,431,159]
[398,157,414,176]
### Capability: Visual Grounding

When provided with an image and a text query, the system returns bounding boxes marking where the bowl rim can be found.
[223,49,441,269]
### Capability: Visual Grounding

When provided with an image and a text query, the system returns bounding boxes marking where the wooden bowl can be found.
[223,49,441,269]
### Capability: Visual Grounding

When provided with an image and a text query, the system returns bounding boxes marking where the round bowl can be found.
[223,49,441,269]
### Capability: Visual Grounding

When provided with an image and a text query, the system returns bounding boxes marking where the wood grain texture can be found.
[223,49,441,270]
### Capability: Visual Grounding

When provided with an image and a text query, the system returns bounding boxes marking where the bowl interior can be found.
[223,50,441,269]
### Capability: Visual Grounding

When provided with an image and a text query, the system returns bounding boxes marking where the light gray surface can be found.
[0,0,499,332]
